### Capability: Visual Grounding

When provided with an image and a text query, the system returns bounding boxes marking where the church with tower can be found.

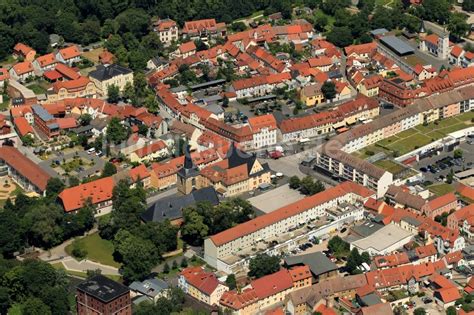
[418,20,450,60]
[177,143,272,197]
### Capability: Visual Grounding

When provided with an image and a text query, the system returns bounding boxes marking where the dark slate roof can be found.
[89,64,132,81]
[141,187,219,223]
[129,278,168,297]
[76,275,129,303]
[178,145,199,178]
[226,143,256,170]
[284,252,338,276]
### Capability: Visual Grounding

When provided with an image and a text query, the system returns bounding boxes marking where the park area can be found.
[354,111,474,159]
[65,232,121,268]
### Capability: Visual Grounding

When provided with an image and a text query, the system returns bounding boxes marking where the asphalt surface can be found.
[414,142,474,183]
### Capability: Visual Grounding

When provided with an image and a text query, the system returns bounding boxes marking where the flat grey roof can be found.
[370,28,389,36]
[380,36,415,55]
[351,224,414,252]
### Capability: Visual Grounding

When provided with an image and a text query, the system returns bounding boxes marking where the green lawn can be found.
[428,183,455,197]
[356,112,474,158]
[374,160,407,175]
[314,10,335,31]
[0,94,9,110]
[27,84,47,95]
[65,233,121,268]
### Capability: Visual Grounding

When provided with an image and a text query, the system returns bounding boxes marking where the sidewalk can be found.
[57,257,120,275]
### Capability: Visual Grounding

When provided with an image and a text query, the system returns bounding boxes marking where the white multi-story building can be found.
[204,181,375,273]
[248,114,277,149]
[153,19,179,45]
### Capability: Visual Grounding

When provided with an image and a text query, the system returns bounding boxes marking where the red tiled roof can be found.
[133,140,167,158]
[14,43,35,56]
[58,45,81,60]
[220,288,259,310]
[56,118,77,130]
[209,181,374,246]
[248,114,277,133]
[55,63,80,80]
[43,70,62,81]
[344,42,377,57]
[436,287,461,303]
[308,56,333,68]
[58,177,114,212]
[0,146,51,192]
[457,183,474,201]
[129,164,150,181]
[251,269,293,299]
[450,45,464,58]
[0,68,9,81]
[314,304,338,315]
[423,192,457,215]
[14,117,34,137]
[289,265,311,282]
[35,53,57,67]
[52,76,90,93]
[179,41,197,54]
[12,61,34,75]
[180,267,221,296]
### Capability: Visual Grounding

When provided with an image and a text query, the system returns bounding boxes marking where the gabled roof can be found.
[11,61,34,75]
[180,267,222,295]
[251,269,293,299]
[179,41,197,54]
[0,146,50,192]
[209,181,373,246]
[58,177,114,212]
[58,45,81,60]
[13,43,35,56]
[14,117,34,137]
[35,53,57,67]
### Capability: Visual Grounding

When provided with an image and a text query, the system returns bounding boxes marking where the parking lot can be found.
[415,142,474,184]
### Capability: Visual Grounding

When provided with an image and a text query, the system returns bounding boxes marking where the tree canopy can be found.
[248,253,281,279]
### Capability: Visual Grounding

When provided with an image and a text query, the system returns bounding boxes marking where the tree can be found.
[163,262,170,274]
[138,124,148,136]
[114,229,159,282]
[181,210,209,246]
[463,0,474,12]
[448,13,470,40]
[225,274,237,290]
[46,178,65,198]
[346,248,363,274]
[20,297,52,315]
[107,84,120,103]
[248,253,280,279]
[180,257,188,268]
[79,113,92,126]
[328,236,350,257]
[446,306,457,315]
[300,176,325,195]
[289,176,301,189]
[413,308,426,315]
[20,135,35,147]
[102,162,117,177]
[454,149,463,159]
[172,260,178,270]
[421,0,451,25]
[321,81,337,101]
[23,204,64,248]
[106,117,129,144]
[326,26,353,47]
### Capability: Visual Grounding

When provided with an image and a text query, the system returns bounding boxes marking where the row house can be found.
[178,267,228,306]
[421,192,458,219]
[246,45,288,73]
[344,42,377,59]
[247,114,278,149]
[182,18,227,41]
[373,243,438,269]
[33,53,58,72]
[230,73,292,99]
[279,111,337,143]
[419,219,466,255]
[128,140,169,163]
[220,268,312,315]
[9,61,35,82]
[448,204,474,237]
[204,181,374,272]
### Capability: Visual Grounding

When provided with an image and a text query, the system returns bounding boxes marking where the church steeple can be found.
[177,145,199,195]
